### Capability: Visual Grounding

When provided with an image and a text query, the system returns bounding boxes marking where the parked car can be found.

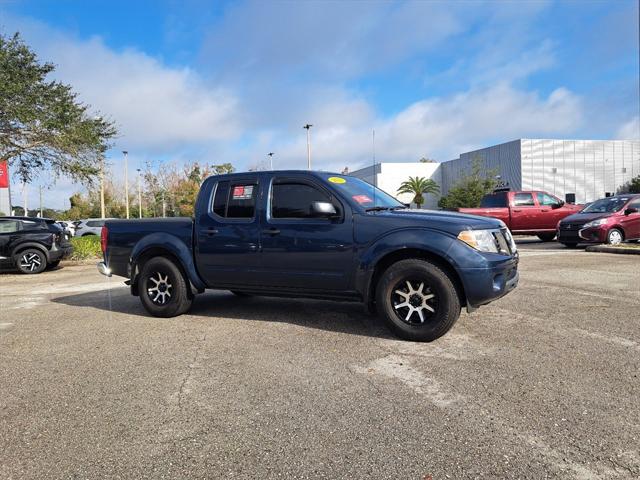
[98,171,519,342]
[56,221,76,238]
[458,190,583,241]
[0,216,73,273]
[74,218,111,236]
[557,194,640,247]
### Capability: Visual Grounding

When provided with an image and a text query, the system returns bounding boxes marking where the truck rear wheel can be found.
[138,257,193,317]
[376,259,461,342]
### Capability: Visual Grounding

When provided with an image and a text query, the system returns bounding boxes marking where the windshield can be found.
[581,197,629,213]
[319,174,404,210]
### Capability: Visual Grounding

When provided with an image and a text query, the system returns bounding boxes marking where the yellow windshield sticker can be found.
[328,177,346,184]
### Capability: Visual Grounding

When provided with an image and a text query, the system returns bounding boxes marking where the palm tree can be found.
[397,176,440,208]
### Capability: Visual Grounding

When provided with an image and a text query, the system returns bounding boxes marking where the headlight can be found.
[457,229,499,253]
[583,218,608,228]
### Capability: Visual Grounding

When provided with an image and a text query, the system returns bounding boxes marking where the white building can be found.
[350,162,441,208]
[352,139,640,207]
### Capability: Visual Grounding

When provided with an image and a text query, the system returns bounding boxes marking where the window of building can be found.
[271,182,333,219]
[480,192,508,208]
[536,192,561,207]
[513,193,535,206]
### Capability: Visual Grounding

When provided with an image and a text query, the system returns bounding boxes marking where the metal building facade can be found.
[441,139,640,204]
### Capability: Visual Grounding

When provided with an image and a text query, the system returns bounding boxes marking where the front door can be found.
[619,198,640,239]
[536,192,565,230]
[195,176,262,287]
[259,176,354,291]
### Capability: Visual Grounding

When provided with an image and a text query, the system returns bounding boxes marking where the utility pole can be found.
[123,151,130,219]
[137,168,142,218]
[22,182,27,216]
[39,185,43,217]
[100,155,106,219]
[268,152,274,170]
[303,124,313,170]
[161,190,166,218]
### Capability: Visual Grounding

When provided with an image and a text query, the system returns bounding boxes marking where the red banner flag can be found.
[0,161,8,188]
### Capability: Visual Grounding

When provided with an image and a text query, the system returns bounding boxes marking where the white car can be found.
[73,218,112,236]
[56,221,76,238]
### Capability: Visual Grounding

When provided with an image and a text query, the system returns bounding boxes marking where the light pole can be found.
[123,151,130,219]
[39,185,43,217]
[268,152,274,170]
[95,117,106,219]
[137,168,142,218]
[303,124,313,170]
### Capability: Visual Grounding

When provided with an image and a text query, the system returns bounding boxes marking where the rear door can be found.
[258,176,354,291]
[509,192,542,231]
[195,176,263,287]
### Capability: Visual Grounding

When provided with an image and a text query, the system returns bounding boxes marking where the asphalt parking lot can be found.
[1,239,639,479]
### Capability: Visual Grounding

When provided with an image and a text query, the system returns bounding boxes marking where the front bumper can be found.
[557,225,607,244]
[460,256,519,309]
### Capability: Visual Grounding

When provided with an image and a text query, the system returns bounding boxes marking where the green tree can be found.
[0,32,117,184]
[397,176,440,208]
[211,163,235,175]
[617,175,640,194]
[438,160,498,209]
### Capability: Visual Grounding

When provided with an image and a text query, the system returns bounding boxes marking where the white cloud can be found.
[243,83,583,173]
[616,116,640,140]
[7,16,241,152]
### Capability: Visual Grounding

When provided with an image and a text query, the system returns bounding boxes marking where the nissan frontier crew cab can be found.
[98,171,519,342]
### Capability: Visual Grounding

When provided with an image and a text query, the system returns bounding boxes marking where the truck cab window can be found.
[513,193,535,206]
[271,182,334,219]
[480,192,508,208]
[212,180,258,219]
[536,192,560,207]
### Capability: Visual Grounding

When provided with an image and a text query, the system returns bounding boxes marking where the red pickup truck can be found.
[459,190,582,241]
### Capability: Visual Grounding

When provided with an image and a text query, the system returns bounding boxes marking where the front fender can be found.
[130,233,206,291]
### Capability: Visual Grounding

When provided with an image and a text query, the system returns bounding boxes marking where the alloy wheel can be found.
[608,230,623,245]
[147,271,173,305]
[391,279,438,324]
[20,253,43,272]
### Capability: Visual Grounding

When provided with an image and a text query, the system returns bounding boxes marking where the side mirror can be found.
[311,201,338,218]
[552,200,564,209]
[624,207,638,216]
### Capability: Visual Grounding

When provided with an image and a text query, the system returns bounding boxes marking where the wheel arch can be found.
[366,248,467,313]
[12,242,50,262]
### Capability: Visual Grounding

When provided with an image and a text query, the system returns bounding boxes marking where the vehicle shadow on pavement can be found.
[52,288,395,339]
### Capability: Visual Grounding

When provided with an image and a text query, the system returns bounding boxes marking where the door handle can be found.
[513,209,522,212]
[541,209,550,212]
[262,228,280,236]
[202,228,218,236]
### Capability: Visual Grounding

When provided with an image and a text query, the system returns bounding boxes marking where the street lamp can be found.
[267,152,274,170]
[303,124,313,170]
[136,168,142,218]
[94,117,106,219]
[123,151,130,219]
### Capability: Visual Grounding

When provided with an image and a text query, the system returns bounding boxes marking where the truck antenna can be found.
[372,128,376,210]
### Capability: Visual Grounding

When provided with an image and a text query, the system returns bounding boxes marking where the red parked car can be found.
[557,194,640,247]
[459,190,583,241]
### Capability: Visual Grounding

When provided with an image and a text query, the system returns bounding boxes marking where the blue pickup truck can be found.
[98,171,518,341]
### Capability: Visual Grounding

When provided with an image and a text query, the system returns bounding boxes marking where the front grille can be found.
[493,229,516,255]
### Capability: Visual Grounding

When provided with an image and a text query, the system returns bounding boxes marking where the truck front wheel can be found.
[376,259,461,342]
[138,257,193,317]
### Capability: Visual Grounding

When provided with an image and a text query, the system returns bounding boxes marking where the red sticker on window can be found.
[352,195,373,204]
[233,186,245,197]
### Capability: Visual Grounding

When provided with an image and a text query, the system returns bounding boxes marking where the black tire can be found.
[537,233,556,242]
[14,248,47,274]
[230,290,252,297]
[46,260,61,270]
[376,259,461,342]
[561,242,578,249]
[138,257,193,317]
[606,228,624,245]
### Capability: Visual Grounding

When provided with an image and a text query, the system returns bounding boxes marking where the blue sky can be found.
[1,0,639,209]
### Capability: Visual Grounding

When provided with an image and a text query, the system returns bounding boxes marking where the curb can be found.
[585,245,640,255]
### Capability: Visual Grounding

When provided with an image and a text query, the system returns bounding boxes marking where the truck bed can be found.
[104,218,194,278]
